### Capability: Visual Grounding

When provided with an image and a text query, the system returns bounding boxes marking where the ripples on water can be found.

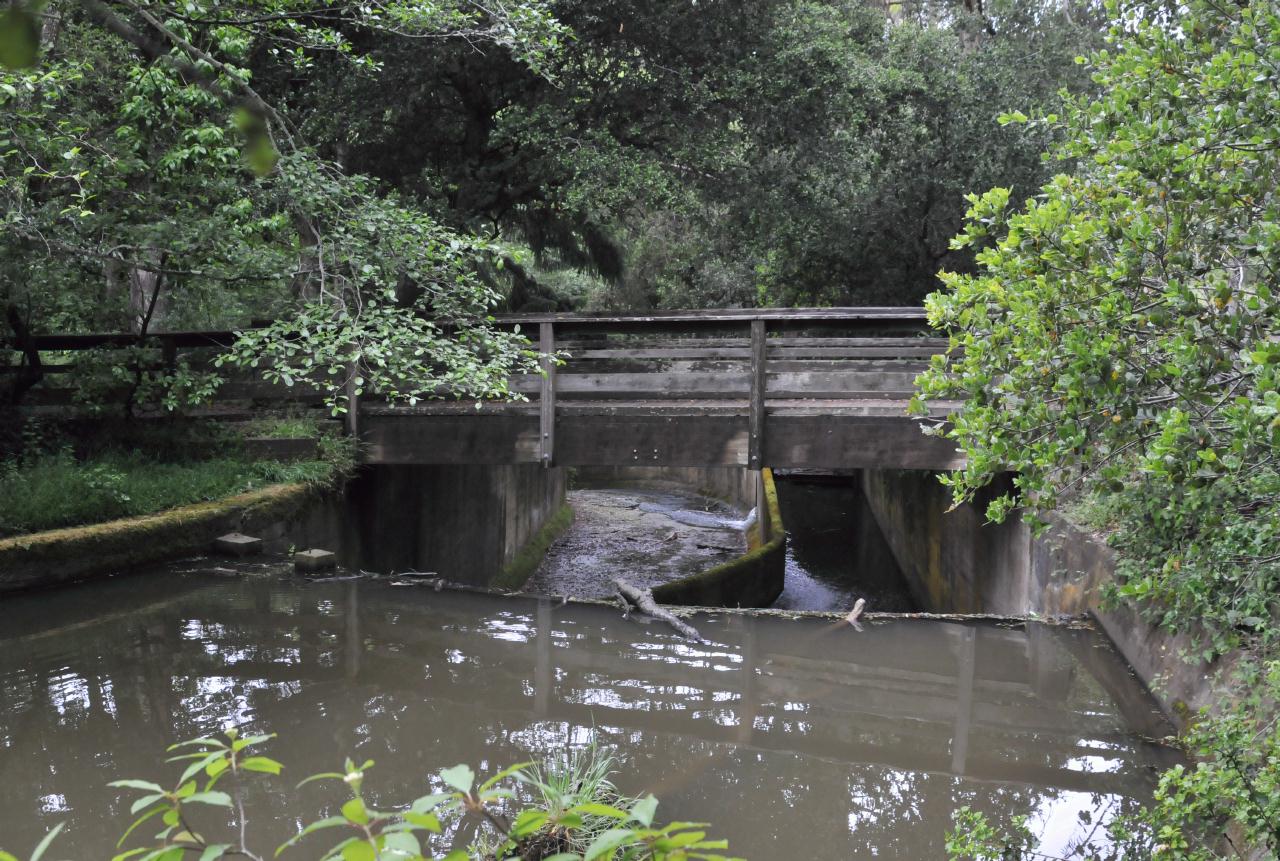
[0,572,1177,858]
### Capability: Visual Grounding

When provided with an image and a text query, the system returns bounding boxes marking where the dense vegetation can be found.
[1,0,1103,409]
[918,0,1280,857]
[10,0,1280,857]
[0,419,350,536]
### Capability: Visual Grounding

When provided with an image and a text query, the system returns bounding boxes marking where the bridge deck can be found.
[10,308,963,470]
[359,310,962,470]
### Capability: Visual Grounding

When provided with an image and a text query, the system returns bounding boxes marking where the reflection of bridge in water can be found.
[0,575,1177,857]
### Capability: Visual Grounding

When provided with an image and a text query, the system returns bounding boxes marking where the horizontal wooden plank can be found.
[19,331,240,350]
[363,397,958,418]
[765,413,962,470]
[361,409,961,469]
[362,414,541,464]
[507,369,922,399]
[562,346,944,360]
[557,358,929,374]
[557,336,946,350]
[12,311,935,353]
[495,306,926,325]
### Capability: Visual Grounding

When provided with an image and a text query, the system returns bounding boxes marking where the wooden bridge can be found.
[8,307,962,470]
[362,308,962,470]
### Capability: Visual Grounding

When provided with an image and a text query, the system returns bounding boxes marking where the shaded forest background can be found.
[320,0,1103,311]
[1,0,1107,351]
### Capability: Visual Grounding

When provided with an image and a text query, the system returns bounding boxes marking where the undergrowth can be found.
[0,421,353,537]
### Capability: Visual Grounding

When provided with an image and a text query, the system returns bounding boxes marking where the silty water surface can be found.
[0,568,1177,858]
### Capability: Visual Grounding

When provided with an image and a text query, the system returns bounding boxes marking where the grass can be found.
[240,415,330,439]
[472,743,634,860]
[0,425,353,537]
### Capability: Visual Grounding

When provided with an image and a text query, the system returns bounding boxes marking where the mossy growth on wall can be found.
[491,503,575,592]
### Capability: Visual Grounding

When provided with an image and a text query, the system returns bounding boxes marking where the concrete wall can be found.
[0,483,319,592]
[1,464,570,593]
[299,464,568,587]
[861,469,1030,615]
[572,466,756,512]
[862,468,1228,725]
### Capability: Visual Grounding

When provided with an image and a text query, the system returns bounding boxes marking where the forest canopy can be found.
[1,0,1105,349]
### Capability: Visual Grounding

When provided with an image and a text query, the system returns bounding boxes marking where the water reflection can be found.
[773,475,918,612]
[0,574,1176,858]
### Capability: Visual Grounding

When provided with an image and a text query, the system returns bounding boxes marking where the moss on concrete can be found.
[653,468,786,608]
[492,502,575,592]
[0,482,319,592]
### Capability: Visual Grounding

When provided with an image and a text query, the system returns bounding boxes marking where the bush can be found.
[0,731,739,861]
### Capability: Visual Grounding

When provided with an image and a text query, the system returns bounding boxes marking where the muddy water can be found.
[773,476,918,613]
[526,488,748,599]
[0,571,1176,858]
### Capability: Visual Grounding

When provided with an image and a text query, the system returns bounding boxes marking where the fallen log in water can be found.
[612,578,705,642]
[845,597,866,632]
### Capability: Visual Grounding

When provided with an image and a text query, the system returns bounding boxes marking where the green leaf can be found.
[629,795,659,827]
[0,5,40,69]
[403,812,441,833]
[275,817,348,856]
[109,780,165,794]
[340,841,375,861]
[584,828,635,861]
[29,823,65,861]
[408,793,450,815]
[379,832,421,858]
[478,761,533,792]
[197,844,231,861]
[296,771,347,789]
[571,802,630,820]
[341,797,369,825]
[511,809,549,837]
[241,756,284,775]
[130,793,166,815]
[439,764,474,794]
[117,807,166,849]
[185,791,233,808]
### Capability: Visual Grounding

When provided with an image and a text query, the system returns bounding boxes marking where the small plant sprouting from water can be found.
[4,730,740,861]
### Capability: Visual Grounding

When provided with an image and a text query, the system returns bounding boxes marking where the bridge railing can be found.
[486,308,942,468]
[5,309,951,469]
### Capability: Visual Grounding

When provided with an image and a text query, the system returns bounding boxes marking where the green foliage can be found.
[2,0,565,411]
[214,156,541,413]
[0,427,348,537]
[915,0,1280,654]
[5,731,739,861]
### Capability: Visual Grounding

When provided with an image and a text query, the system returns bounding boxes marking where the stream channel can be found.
[0,473,1179,858]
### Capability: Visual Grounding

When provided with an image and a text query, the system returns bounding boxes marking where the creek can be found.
[0,471,1179,858]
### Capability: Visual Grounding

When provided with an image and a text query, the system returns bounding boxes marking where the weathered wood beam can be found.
[748,319,766,470]
[538,321,555,467]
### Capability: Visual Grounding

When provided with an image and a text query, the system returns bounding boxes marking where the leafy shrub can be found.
[0,731,739,861]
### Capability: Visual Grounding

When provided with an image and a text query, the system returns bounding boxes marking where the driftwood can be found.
[845,598,866,631]
[612,578,704,642]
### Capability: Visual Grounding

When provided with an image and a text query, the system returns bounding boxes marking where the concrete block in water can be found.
[294,548,337,573]
[213,533,262,556]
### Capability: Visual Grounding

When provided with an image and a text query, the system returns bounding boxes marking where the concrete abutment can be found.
[861,467,1226,725]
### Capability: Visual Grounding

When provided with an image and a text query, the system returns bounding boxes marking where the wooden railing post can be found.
[539,322,556,467]
[748,318,766,469]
